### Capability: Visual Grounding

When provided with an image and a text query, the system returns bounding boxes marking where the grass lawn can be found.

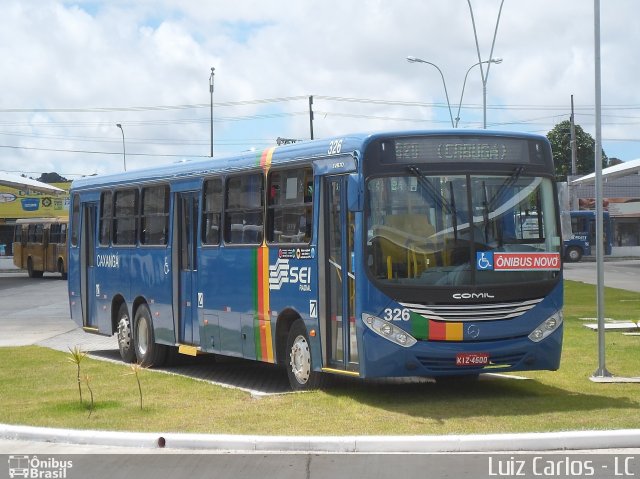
[0,280,639,436]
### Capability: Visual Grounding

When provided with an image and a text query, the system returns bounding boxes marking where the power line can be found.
[0,96,309,113]
[0,143,209,157]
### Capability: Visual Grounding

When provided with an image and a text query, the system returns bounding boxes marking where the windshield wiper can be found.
[407,165,458,240]
[448,180,458,241]
[481,181,490,243]
[488,166,524,210]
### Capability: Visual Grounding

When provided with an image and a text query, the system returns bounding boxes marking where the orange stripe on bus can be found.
[257,246,274,362]
[260,146,275,170]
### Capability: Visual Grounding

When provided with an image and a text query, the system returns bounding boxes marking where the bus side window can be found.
[50,224,59,244]
[202,178,222,245]
[70,194,80,247]
[267,166,313,244]
[224,173,263,245]
[60,223,67,245]
[35,224,45,245]
[113,189,138,246]
[99,191,113,246]
[141,184,169,245]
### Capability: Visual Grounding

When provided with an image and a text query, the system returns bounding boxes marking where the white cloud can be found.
[0,0,639,178]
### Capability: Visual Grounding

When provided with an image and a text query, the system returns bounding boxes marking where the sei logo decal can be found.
[269,258,312,292]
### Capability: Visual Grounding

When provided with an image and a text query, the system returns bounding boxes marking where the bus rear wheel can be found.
[27,257,43,278]
[116,303,136,363]
[133,304,167,367]
[286,319,323,391]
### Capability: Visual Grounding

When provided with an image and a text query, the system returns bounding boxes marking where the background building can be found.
[0,182,70,255]
[569,167,640,257]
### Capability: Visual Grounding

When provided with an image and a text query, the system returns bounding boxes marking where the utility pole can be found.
[570,94,577,175]
[591,0,611,380]
[209,67,215,157]
[308,95,314,140]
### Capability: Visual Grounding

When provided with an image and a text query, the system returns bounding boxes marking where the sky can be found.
[0,0,639,179]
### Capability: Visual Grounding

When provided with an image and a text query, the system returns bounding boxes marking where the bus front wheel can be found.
[116,303,136,363]
[565,246,583,262]
[286,319,323,391]
[133,304,167,367]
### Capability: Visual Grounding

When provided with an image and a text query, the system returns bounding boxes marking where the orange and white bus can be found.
[13,217,68,279]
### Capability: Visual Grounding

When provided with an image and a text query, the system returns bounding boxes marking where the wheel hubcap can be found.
[137,319,149,356]
[290,335,311,384]
[117,316,131,350]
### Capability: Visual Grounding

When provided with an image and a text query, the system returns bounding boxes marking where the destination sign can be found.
[386,136,544,165]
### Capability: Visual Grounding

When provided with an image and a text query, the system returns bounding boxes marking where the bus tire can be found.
[27,257,43,278]
[565,246,583,263]
[58,259,67,280]
[286,318,323,391]
[133,304,167,367]
[116,303,136,363]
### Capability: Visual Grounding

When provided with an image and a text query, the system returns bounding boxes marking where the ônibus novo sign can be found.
[476,252,561,271]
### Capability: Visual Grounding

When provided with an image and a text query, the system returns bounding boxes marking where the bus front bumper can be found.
[359,326,563,379]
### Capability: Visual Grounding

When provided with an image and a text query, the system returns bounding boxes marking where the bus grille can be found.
[416,352,526,372]
[400,298,543,322]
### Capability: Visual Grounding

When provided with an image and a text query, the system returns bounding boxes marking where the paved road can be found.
[0,271,293,396]
[0,272,74,347]
[564,259,640,292]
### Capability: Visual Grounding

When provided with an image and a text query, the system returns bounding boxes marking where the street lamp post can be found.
[455,58,502,127]
[209,67,215,157]
[406,56,455,128]
[116,123,126,171]
[466,0,505,128]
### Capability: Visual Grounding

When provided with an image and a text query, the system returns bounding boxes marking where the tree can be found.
[546,120,608,181]
[37,172,69,183]
[608,157,623,167]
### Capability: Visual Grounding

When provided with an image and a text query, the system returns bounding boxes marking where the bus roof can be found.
[71,129,550,191]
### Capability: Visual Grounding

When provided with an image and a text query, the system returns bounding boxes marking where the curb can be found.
[2,424,640,452]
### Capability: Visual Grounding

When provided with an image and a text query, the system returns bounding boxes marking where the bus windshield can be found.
[366,170,560,286]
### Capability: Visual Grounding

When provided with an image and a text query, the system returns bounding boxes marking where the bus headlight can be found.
[528,310,563,343]
[363,313,417,348]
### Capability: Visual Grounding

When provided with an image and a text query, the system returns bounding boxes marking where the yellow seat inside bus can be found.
[374,214,436,279]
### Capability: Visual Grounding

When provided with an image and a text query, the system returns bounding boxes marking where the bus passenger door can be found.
[175,192,200,347]
[322,176,359,373]
[80,203,98,329]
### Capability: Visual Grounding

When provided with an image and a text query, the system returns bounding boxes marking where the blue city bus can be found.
[68,130,564,390]
[563,210,612,262]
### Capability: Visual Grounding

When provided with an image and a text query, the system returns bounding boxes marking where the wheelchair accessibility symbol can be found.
[476,252,494,270]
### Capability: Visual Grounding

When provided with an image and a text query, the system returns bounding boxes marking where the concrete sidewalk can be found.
[2,424,640,453]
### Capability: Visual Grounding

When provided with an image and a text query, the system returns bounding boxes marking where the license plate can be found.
[456,352,489,367]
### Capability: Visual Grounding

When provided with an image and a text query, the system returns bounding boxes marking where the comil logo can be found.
[8,455,73,478]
